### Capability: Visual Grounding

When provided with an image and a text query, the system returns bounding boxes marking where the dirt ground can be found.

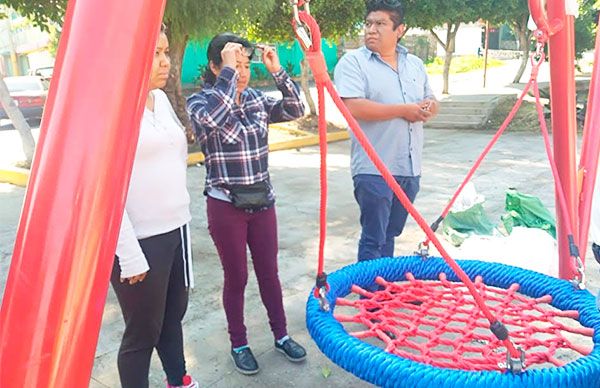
[294,115,346,133]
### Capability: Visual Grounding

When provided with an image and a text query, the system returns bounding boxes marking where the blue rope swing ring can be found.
[306,256,600,387]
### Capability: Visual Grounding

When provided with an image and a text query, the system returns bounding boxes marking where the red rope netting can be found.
[334,274,594,371]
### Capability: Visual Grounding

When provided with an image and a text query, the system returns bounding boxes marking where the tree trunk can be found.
[441,24,459,95]
[431,23,459,95]
[336,36,345,60]
[163,30,196,143]
[442,49,453,95]
[300,58,316,116]
[512,19,531,84]
[0,77,35,166]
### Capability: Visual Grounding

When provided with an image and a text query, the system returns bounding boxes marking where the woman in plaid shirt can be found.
[187,33,307,375]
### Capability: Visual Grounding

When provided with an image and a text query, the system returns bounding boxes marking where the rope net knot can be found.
[334,273,593,372]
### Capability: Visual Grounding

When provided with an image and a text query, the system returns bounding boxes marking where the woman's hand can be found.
[221,42,243,69]
[121,271,148,285]
[259,44,281,73]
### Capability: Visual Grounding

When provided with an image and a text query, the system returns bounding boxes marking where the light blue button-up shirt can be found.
[334,45,434,177]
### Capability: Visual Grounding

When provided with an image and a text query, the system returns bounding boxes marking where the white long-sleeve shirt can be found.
[116,89,191,278]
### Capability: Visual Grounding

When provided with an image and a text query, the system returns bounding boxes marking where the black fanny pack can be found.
[227,181,274,210]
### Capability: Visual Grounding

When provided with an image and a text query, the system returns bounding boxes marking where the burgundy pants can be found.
[207,197,288,347]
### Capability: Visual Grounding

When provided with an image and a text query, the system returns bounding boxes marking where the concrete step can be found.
[437,107,489,115]
[438,100,496,109]
[425,94,505,129]
[428,113,485,125]
[425,120,484,129]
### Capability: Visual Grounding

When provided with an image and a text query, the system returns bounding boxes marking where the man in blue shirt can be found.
[334,0,439,262]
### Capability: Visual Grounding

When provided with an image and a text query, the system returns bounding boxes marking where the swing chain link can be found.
[291,0,313,50]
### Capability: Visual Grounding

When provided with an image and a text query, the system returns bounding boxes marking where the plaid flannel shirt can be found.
[186,66,305,200]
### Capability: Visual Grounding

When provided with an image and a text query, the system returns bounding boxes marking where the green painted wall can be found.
[181,39,338,85]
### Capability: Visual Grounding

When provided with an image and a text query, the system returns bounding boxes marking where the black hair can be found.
[365,0,404,29]
[202,32,254,85]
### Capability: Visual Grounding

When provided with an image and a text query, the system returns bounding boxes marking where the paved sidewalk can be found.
[1,127,599,387]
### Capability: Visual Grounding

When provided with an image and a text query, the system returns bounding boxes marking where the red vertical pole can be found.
[577,22,600,259]
[0,0,166,386]
[547,1,579,280]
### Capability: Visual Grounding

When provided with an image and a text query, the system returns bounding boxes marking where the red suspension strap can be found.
[290,1,524,367]
[530,49,585,288]
[420,43,547,246]
[420,30,585,288]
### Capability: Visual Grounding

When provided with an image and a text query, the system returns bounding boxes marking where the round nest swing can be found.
[306,257,600,387]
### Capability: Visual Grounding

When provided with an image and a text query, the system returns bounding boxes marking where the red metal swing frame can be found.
[0,0,599,386]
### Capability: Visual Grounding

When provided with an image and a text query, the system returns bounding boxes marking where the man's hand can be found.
[259,44,282,73]
[403,103,433,123]
[121,271,148,285]
[420,99,439,116]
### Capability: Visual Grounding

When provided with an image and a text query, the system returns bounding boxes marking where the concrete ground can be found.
[1,127,599,387]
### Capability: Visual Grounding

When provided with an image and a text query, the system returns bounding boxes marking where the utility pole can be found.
[483,21,490,88]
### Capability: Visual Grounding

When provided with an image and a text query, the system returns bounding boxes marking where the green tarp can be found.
[501,188,556,238]
[442,187,556,246]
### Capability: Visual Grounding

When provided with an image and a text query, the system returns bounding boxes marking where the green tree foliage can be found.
[574,0,599,60]
[481,0,530,83]
[2,0,66,31]
[484,0,598,83]
[162,0,276,131]
[403,0,492,94]
[1,0,277,131]
[244,0,365,115]
[242,0,364,42]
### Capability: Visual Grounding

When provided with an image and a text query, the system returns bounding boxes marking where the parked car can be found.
[28,66,54,82]
[0,76,49,122]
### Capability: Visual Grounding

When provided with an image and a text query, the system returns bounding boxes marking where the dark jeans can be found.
[593,243,600,265]
[111,226,190,388]
[207,197,288,348]
[353,174,420,261]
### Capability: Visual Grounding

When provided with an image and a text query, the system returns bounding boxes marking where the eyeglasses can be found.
[242,46,256,58]
[243,44,274,62]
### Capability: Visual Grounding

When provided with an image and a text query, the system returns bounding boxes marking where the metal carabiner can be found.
[290,0,313,50]
[414,241,430,259]
[571,256,586,290]
[317,286,330,312]
[498,347,526,373]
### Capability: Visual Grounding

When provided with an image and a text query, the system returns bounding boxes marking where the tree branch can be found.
[430,29,446,51]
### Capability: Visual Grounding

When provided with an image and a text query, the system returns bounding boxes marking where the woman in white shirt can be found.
[110,24,197,388]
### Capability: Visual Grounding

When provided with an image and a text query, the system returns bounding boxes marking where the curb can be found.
[186,129,348,166]
[1,130,350,187]
[0,166,29,187]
